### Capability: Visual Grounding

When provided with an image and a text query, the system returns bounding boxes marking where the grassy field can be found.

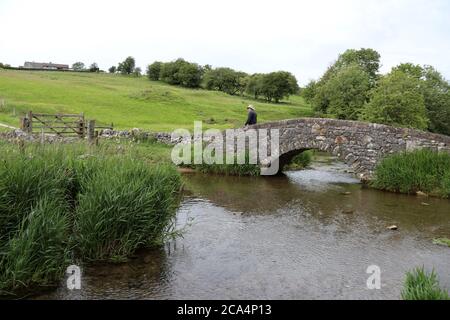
[0,69,312,131]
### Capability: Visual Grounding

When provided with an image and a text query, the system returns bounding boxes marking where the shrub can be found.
[371,149,450,198]
[401,267,449,300]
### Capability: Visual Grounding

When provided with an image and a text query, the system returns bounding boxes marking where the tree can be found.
[334,48,381,85]
[361,70,428,130]
[300,80,317,104]
[146,61,162,80]
[159,59,203,88]
[202,67,248,95]
[245,74,265,100]
[177,62,203,88]
[259,71,299,103]
[117,56,136,75]
[89,63,99,72]
[308,48,381,114]
[108,66,116,73]
[72,62,85,71]
[319,64,371,120]
[392,63,424,80]
[422,66,450,135]
[133,67,142,77]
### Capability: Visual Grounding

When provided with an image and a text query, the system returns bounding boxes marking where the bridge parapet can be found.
[250,118,450,180]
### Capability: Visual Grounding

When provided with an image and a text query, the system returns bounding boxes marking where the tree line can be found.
[146,59,299,103]
[301,48,450,135]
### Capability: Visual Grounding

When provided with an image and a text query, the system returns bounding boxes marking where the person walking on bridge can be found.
[245,105,257,126]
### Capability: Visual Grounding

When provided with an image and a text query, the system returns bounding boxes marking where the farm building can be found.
[23,61,69,70]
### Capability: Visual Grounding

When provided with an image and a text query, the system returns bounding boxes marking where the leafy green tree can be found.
[422,66,450,135]
[300,80,317,103]
[259,71,299,103]
[203,67,248,95]
[309,48,381,114]
[361,70,429,130]
[117,56,136,75]
[177,62,203,88]
[245,74,265,100]
[159,59,202,88]
[72,62,85,71]
[108,66,116,73]
[89,63,99,72]
[318,64,370,120]
[133,67,142,77]
[392,63,424,79]
[335,48,381,84]
[146,61,162,81]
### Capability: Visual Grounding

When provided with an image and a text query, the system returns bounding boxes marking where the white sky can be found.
[0,0,449,85]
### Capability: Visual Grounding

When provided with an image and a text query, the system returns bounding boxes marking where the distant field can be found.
[0,69,312,131]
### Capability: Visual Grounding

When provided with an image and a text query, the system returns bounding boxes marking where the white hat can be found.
[247,105,255,110]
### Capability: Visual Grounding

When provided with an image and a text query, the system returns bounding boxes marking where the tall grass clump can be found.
[0,197,71,294]
[371,149,450,198]
[0,141,182,295]
[401,267,449,300]
[0,149,74,244]
[74,161,181,261]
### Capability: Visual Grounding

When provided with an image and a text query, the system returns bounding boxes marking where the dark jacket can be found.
[245,110,257,126]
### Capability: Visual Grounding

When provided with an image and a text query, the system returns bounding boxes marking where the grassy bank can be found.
[402,268,449,300]
[371,149,450,198]
[0,69,312,131]
[0,140,181,295]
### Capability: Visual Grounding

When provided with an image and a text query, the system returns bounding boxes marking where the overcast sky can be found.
[1,0,449,85]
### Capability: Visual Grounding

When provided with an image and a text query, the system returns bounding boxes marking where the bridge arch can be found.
[250,118,450,180]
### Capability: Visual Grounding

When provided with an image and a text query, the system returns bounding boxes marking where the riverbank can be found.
[371,149,450,199]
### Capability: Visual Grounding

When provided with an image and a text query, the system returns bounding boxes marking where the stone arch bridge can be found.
[249,118,450,180]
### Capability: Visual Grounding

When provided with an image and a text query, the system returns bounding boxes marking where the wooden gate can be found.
[20,111,113,139]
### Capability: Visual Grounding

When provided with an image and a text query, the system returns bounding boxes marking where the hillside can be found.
[0,69,312,131]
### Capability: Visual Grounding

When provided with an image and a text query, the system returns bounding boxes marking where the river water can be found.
[37,156,450,300]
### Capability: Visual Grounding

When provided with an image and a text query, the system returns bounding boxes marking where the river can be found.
[36,155,450,300]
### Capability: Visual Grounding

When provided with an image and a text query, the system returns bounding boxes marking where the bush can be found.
[371,149,450,198]
[402,267,449,300]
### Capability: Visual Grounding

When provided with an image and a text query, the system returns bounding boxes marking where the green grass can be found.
[371,149,450,198]
[283,150,313,171]
[0,139,181,295]
[433,238,450,247]
[402,267,449,300]
[0,69,312,131]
